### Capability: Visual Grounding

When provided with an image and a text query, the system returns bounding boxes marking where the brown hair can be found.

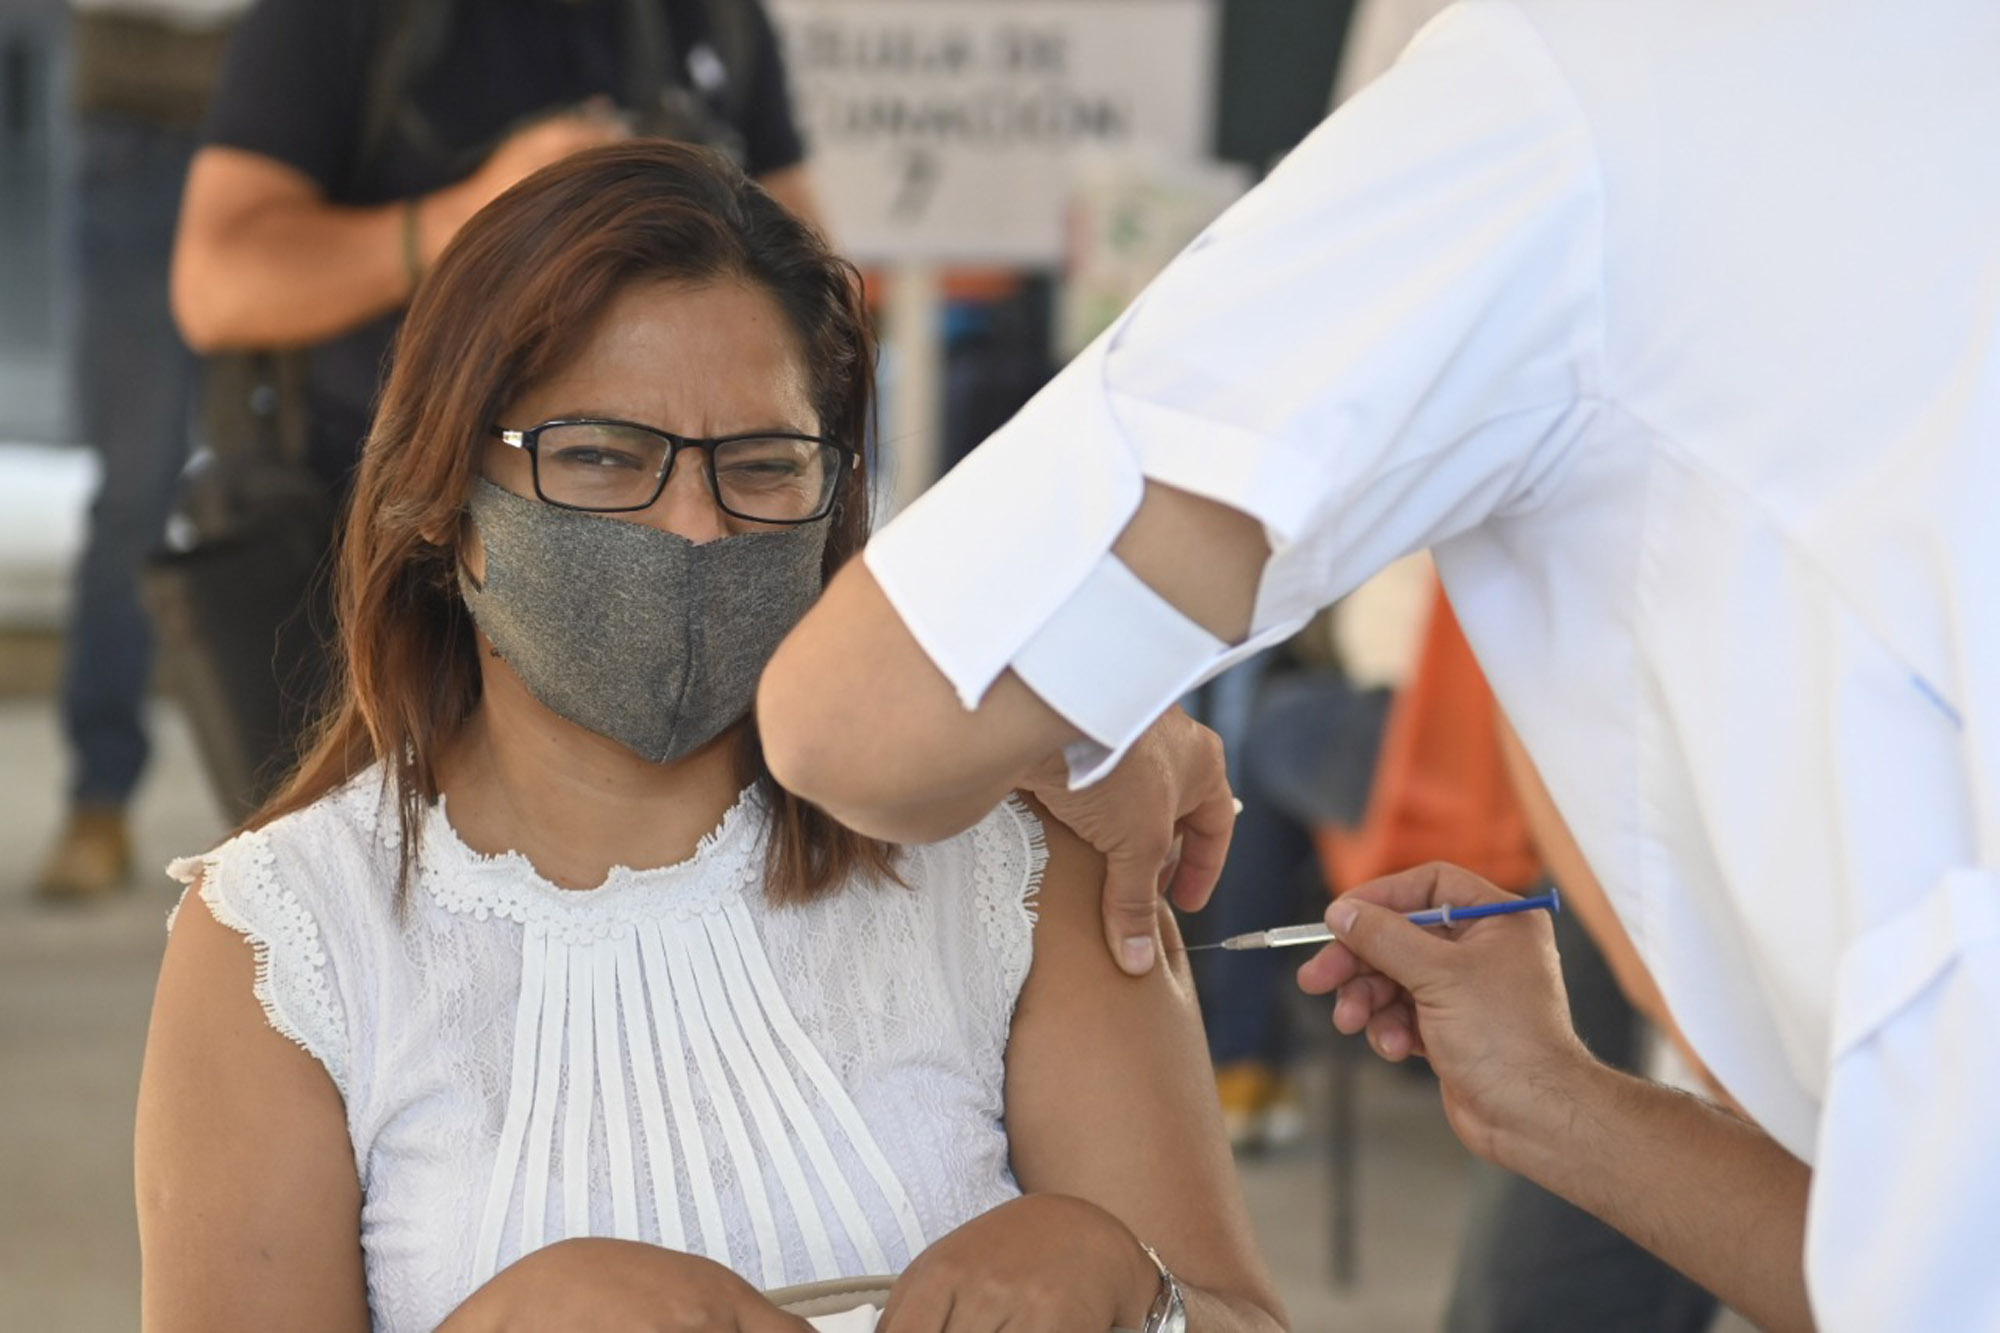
[251,140,896,904]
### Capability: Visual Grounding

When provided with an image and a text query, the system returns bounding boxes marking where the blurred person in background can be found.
[34,0,247,902]
[164,0,816,812]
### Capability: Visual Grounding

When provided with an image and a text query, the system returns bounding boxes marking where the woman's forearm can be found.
[1494,1059,1814,1332]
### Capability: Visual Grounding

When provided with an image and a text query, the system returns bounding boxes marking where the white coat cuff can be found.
[864,329,1146,713]
[1013,553,1305,787]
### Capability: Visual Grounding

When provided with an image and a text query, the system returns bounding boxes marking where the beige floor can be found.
[0,695,1746,1331]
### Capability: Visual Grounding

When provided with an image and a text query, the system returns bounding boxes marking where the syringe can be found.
[1185,889,1561,952]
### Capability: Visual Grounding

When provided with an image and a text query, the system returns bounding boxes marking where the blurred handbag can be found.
[141,350,337,821]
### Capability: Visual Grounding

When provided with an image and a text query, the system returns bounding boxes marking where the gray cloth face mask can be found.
[459,478,829,764]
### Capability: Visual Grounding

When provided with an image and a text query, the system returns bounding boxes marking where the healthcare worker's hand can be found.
[1023,707,1237,977]
[1296,863,1594,1162]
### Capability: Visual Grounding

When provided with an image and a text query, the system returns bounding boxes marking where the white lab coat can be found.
[865,2,2000,1324]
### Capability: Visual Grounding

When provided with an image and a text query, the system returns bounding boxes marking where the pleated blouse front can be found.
[168,775,1045,1333]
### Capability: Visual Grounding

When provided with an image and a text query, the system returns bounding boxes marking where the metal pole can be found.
[1329,1034,1359,1287]
[884,261,944,518]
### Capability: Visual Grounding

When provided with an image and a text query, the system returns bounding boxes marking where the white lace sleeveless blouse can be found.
[167,774,1047,1332]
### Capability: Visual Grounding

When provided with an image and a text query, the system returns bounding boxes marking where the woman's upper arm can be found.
[1003,803,1285,1327]
[136,881,369,1333]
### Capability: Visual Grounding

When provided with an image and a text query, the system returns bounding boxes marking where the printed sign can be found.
[768,0,1219,265]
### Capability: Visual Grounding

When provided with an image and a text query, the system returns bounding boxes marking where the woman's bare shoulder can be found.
[138,877,370,1333]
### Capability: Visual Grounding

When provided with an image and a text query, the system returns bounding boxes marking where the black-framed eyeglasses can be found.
[493,419,853,525]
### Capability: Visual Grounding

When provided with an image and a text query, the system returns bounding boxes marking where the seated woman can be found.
[135,140,1286,1333]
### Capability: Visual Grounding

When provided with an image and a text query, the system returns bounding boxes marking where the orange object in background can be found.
[857,267,1025,310]
[1317,583,1542,895]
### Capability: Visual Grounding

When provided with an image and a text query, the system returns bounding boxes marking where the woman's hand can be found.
[1023,707,1237,977]
[437,1238,812,1333]
[879,1195,1161,1333]
[1296,863,1595,1163]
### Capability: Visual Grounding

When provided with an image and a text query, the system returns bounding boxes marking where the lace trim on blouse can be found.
[417,785,766,939]
[973,797,1047,1000]
[167,832,352,1099]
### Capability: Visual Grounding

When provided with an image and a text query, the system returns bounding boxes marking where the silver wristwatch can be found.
[1138,1241,1188,1333]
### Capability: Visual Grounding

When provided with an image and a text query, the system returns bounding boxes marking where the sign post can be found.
[882,261,943,516]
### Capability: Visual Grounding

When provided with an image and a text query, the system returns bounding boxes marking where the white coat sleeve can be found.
[865,0,1605,778]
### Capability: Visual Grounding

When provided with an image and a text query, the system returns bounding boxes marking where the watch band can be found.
[1138,1241,1189,1333]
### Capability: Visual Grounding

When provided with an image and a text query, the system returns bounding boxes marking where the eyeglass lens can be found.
[532,422,838,521]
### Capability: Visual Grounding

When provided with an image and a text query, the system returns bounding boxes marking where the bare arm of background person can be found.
[755,163,822,235]
[172,108,824,355]
[172,111,628,351]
